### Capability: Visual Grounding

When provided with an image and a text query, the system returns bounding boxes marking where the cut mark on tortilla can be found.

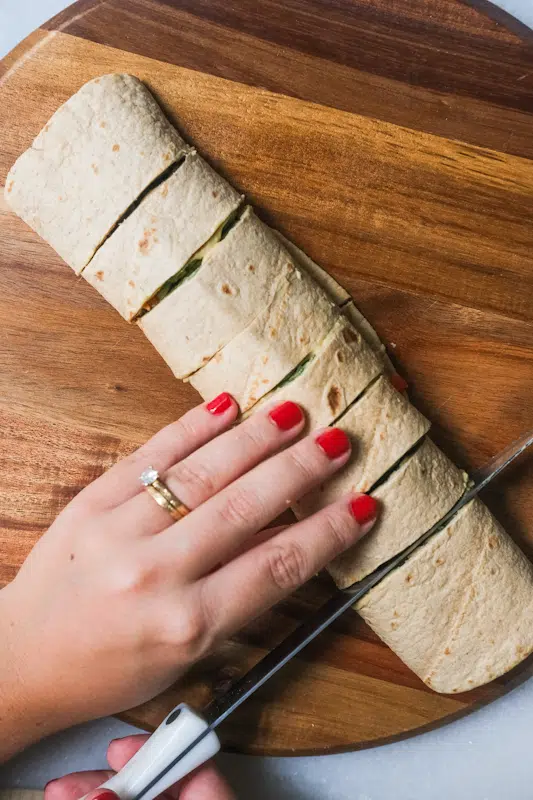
[136,203,246,318]
[80,157,186,276]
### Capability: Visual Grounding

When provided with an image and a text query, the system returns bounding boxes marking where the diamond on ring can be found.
[140,466,159,486]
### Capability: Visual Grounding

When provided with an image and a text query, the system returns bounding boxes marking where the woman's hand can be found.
[45,734,235,800]
[0,395,378,759]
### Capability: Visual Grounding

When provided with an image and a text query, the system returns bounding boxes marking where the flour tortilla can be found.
[328,438,468,588]
[189,266,340,411]
[139,208,293,376]
[293,375,430,515]
[4,74,189,272]
[84,151,242,320]
[273,232,396,375]
[356,498,533,693]
[248,315,381,428]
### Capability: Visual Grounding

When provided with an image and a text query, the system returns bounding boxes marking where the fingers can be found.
[158,427,353,577]
[78,394,238,512]
[114,400,305,536]
[106,735,234,800]
[200,493,379,639]
[44,772,113,800]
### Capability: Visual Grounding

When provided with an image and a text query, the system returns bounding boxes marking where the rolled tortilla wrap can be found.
[356,498,533,693]
[4,74,189,272]
[189,266,340,412]
[293,375,430,514]
[139,208,293,376]
[84,151,242,320]
[327,437,468,587]
[248,315,381,428]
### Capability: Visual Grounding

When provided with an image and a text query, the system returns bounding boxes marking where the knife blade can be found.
[98,428,533,800]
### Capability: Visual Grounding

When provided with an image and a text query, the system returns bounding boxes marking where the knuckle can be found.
[218,485,264,528]
[112,559,161,596]
[321,510,356,555]
[265,542,308,591]
[166,587,215,658]
[284,447,317,486]
[172,458,217,502]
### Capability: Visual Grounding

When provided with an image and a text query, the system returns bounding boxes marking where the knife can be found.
[95,429,533,800]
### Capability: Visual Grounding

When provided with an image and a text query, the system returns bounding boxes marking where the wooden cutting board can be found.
[1,0,533,756]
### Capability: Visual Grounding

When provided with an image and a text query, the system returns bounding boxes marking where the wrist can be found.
[0,582,60,761]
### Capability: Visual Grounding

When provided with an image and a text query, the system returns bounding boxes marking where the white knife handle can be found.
[93,704,220,800]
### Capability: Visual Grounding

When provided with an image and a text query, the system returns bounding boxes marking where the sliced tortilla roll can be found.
[328,438,468,588]
[84,151,242,320]
[248,315,382,428]
[293,375,430,514]
[189,266,340,411]
[139,208,292,376]
[5,74,189,272]
[273,232,396,376]
[356,498,533,693]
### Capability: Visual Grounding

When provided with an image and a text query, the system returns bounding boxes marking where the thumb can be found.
[44,778,114,800]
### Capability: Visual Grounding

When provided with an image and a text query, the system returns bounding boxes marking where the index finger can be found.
[200,494,379,641]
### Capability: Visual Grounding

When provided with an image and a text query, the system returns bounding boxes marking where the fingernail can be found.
[206,392,233,415]
[350,494,379,525]
[316,428,350,460]
[268,401,304,430]
[391,373,408,392]
[91,792,118,800]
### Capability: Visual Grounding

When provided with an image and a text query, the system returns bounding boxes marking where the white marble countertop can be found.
[1,2,532,798]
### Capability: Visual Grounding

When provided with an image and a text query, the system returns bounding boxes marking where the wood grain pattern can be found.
[1,0,532,755]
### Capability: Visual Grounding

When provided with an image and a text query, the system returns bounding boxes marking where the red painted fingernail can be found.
[206,392,233,415]
[391,373,408,393]
[316,428,350,460]
[91,791,118,800]
[268,400,304,430]
[350,494,379,525]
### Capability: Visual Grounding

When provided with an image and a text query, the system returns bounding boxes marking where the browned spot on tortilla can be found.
[202,355,210,364]
[444,647,451,655]
[112,144,120,152]
[7,181,13,193]
[138,238,149,252]
[393,610,399,618]
[94,78,100,84]
[248,264,255,273]
[95,271,104,280]
[335,350,345,363]
[468,679,474,684]
[286,262,294,272]
[140,151,145,156]
[425,677,433,688]
[342,327,358,344]
[128,280,136,288]
[221,284,232,295]
[91,163,99,174]
[212,190,219,198]
[163,152,171,162]
[299,334,310,345]
[327,385,341,414]
[248,395,257,405]
[488,536,498,549]
[379,431,385,441]
[448,530,453,538]
[406,574,413,583]
[269,327,277,338]
[160,185,169,198]
[435,557,445,566]
[214,351,223,363]
[516,645,525,655]
[100,120,106,128]
[262,379,269,384]
[262,355,269,365]
[390,622,398,630]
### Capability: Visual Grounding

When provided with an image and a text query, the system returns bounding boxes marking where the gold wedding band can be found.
[140,466,190,521]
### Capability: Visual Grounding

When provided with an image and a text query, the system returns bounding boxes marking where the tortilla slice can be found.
[328,437,468,588]
[248,315,382,429]
[5,74,190,273]
[293,375,430,515]
[83,151,243,320]
[272,232,396,376]
[356,498,533,693]
[138,208,294,376]
[189,265,340,411]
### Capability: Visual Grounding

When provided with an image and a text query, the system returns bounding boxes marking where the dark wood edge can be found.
[460,0,533,42]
